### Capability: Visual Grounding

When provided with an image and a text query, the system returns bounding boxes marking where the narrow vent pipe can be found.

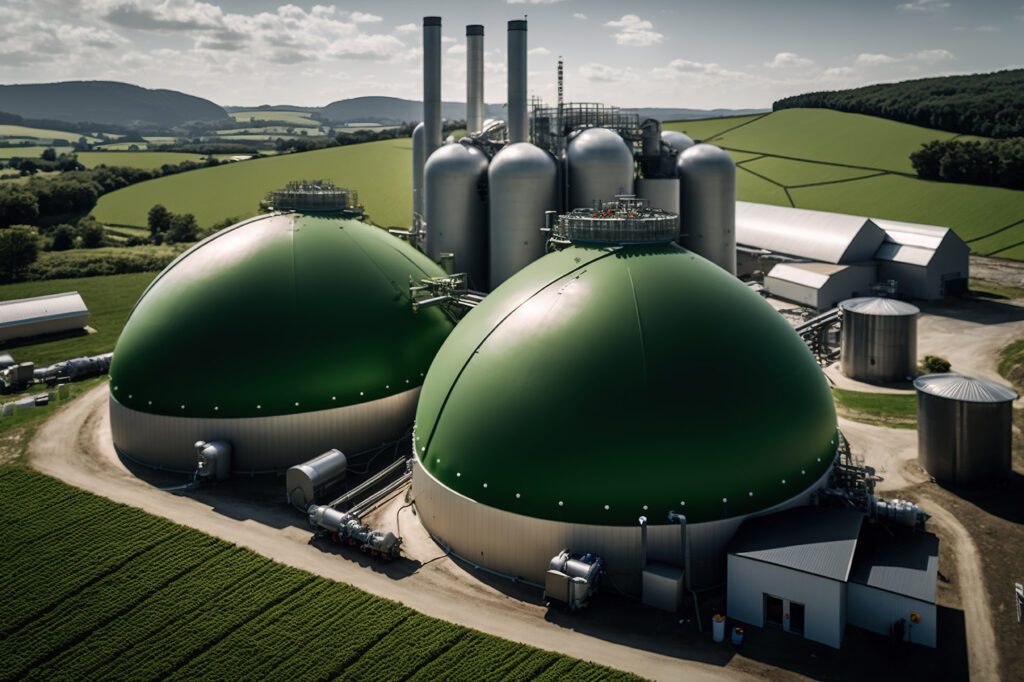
[466,25,484,135]
[507,19,528,143]
[423,17,442,160]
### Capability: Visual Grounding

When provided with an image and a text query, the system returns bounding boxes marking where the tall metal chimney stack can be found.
[423,16,442,160]
[466,25,484,135]
[507,19,528,143]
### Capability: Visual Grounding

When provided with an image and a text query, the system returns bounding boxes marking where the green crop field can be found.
[0,271,159,365]
[94,138,413,229]
[77,151,212,169]
[0,465,641,682]
[229,110,320,126]
[0,146,49,160]
[664,108,1024,259]
[0,125,101,145]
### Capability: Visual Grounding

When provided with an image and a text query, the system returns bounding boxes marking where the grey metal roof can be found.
[766,262,850,288]
[728,506,865,582]
[839,297,920,316]
[913,374,1018,403]
[735,201,884,264]
[0,291,88,329]
[849,524,938,603]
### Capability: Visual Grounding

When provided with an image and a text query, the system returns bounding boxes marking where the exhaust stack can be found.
[507,19,527,143]
[466,25,484,135]
[423,16,442,160]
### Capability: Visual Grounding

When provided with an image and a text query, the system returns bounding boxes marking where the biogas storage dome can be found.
[110,213,453,472]
[412,237,838,589]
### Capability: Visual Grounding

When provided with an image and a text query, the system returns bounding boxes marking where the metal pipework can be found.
[668,510,701,631]
[466,25,484,134]
[423,17,442,160]
[639,515,648,572]
[507,20,528,143]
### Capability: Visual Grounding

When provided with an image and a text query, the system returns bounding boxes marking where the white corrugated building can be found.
[735,202,969,307]
[0,292,89,342]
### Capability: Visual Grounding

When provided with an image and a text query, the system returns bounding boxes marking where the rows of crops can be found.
[0,466,643,681]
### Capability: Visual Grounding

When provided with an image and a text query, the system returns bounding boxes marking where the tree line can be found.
[773,69,1024,138]
[910,138,1024,190]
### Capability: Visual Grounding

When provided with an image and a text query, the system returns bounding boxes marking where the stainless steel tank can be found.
[566,128,634,210]
[412,122,425,225]
[425,142,489,289]
[286,448,348,509]
[636,178,680,215]
[661,130,695,153]
[677,144,736,274]
[839,297,919,382]
[914,374,1017,484]
[487,142,557,289]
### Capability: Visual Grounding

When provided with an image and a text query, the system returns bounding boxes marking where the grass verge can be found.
[832,388,917,429]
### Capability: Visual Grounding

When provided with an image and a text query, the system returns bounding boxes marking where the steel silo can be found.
[677,144,736,274]
[636,178,680,215]
[661,130,694,154]
[566,128,634,210]
[914,374,1017,484]
[487,142,557,290]
[839,297,919,382]
[424,142,489,289]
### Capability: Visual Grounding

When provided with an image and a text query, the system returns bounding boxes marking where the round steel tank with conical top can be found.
[678,144,736,274]
[566,127,634,210]
[661,130,694,154]
[914,374,1017,485]
[839,297,919,382]
[424,142,489,289]
[412,122,425,225]
[487,142,557,289]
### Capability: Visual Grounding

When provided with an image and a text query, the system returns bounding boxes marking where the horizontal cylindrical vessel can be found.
[915,374,1017,485]
[678,144,736,274]
[566,128,634,209]
[636,177,680,215]
[488,142,558,289]
[286,448,348,508]
[425,143,489,289]
[839,297,919,382]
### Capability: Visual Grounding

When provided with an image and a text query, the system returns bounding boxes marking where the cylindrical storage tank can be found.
[466,25,484,135]
[914,374,1017,485]
[487,142,557,289]
[838,297,919,382]
[424,143,489,289]
[412,122,425,224]
[678,144,736,274]
[661,130,695,154]
[567,128,634,209]
[636,178,680,215]
[286,448,348,509]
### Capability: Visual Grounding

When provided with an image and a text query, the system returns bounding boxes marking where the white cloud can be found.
[529,47,551,55]
[763,52,814,69]
[394,23,417,33]
[604,14,663,47]
[573,13,586,20]
[441,36,455,43]
[508,0,568,4]
[579,62,632,83]
[855,52,899,66]
[910,48,955,64]
[897,0,950,11]
[349,12,382,23]
[447,44,466,55]
[654,59,751,81]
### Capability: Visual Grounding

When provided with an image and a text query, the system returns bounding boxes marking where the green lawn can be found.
[0,465,642,681]
[709,108,961,174]
[93,138,413,229]
[663,113,767,142]
[0,125,101,144]
[736,167,790,206]
[0,271,157,365]
[228,110,320,126]
[741,156,881,186]
[832,388,917,429]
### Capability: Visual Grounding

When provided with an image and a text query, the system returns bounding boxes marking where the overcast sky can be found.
[1,0,1021,109]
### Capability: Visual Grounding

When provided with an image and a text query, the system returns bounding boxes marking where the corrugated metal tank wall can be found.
[424,143,490,289]
[487,142,557,289]
[566,128,634,210]
[677,144,736,274]
[839,298,919,382]
[915,374,1016,484]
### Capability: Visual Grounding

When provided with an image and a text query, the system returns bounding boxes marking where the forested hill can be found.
[0,81,228,127]
[773,69,1024,138]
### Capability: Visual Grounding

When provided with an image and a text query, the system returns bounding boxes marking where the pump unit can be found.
[195,440,231,481]
[308,504,402,560]
[545,550,603,610]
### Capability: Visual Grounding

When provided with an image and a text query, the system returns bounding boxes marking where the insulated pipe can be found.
[507,19,528,143]
[423,17,442,160]
[639,515,648,572]
[668,511,689,589]
[466,25,484,134]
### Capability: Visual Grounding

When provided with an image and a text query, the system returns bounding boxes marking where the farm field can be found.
[0,465,642,682]
[77,151,214,169]
[665,108,1024,259]
[0,146,49,159]
[0,271,159,365]
[0,124,101,144]
[94,138,413,229]
[228,109,320,126]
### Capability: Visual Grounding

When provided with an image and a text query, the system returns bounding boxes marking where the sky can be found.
[0,0,1021,110]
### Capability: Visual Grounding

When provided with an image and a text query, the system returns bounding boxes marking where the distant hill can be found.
[773,69,1024,138]
[0,81,229,127]
[314,96,763,125]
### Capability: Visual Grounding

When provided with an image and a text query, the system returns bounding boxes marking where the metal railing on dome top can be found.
[269,181,363,215]
[554,196,679,245]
